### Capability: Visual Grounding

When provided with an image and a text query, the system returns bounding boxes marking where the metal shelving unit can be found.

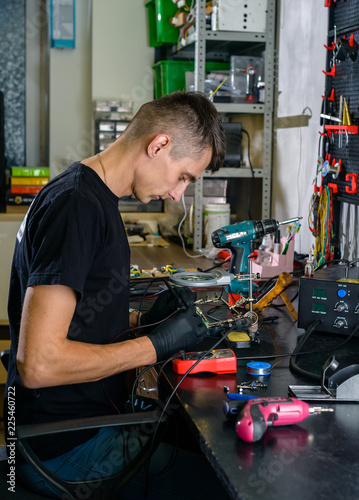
[191,0,277,249]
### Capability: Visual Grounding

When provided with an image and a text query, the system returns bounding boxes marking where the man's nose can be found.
[168,183,188,202]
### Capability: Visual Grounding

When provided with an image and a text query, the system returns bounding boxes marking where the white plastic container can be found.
[204,203,230,248]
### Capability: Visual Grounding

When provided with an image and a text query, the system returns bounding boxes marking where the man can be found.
[4,91,226,497]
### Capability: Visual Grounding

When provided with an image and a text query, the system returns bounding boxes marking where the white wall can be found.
[273,0,327,255]
[48,0,92,177]
[92,0,154,113]
[46,0,154,176]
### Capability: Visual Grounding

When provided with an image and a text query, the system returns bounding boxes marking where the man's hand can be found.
[140,286,196,328]
[147,305,206,361]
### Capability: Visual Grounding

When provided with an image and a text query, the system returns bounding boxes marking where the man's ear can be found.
[147,134,171,158]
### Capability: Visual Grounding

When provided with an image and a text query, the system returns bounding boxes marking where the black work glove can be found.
[140,286,196,328]
[147,305,206,361]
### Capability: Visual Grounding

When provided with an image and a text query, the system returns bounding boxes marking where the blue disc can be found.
[246,361,271,376]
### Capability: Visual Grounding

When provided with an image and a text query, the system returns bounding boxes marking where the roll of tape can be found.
[246,361,271,376]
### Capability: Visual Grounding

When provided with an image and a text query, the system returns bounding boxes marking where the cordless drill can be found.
[235,397,333,443]
[211,218,301,275]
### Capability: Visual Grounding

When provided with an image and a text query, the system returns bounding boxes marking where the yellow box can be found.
[11,177,49,186]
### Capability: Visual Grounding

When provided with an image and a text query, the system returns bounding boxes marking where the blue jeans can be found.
[17,426,145,498]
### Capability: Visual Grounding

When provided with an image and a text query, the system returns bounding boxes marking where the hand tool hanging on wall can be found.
[334,33,358,62]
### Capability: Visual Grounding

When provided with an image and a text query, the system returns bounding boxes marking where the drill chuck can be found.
[252,219,279,239]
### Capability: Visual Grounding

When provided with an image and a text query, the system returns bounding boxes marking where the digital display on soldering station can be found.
[312,303,326,313]
[313,288,327,298]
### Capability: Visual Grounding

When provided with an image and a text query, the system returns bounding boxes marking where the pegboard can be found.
[321,0,359,204]
[328,0,359,31]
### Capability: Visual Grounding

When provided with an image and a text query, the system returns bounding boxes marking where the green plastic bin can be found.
[145,0,179,47]
[153,60,230,98]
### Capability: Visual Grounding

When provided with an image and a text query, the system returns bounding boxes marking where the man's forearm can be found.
[17,285,157,389]
[17,335,156,389]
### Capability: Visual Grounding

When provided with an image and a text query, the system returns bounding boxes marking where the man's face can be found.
[134,146,212,204]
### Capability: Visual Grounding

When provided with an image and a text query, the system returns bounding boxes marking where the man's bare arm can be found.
[17,285,156,389]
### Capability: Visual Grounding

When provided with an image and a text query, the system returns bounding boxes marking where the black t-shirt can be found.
[5,162,131,460]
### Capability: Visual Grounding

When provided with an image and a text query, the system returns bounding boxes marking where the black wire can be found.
[345,257,359,278]
[242,128,255,221]
[205,312,223,322]
[212,321,359,364]
[130,288,162,297]
[135,278,160,326]
[142,328,232,496]
[134,276,184,327]
[314,258,349,271]
[259,315,279,324]
[289,322,359,382]
[254,268,305,305]
[149,429,179,477]
[130,354,185,478]
[130,361,165,413]
[271,291,299,308]
[206,303,227,316]
[289,320,321,381]
[256,268,301,293]
[198,258,230,272]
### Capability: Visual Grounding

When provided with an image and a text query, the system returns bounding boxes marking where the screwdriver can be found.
[235,397,334,443]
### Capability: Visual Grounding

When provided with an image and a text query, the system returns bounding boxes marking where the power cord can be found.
[177,194,205,259]
[142,327,235,496]
[345,257,359,278]
[289,321,359,381]
[241,128,255,220]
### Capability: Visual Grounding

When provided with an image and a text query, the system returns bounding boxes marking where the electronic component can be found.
[172,349,237,375]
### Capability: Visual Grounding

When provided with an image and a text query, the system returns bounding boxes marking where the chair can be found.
[0,349,168,500]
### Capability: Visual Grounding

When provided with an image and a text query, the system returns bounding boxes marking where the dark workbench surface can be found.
[162,306,359,500]
[130,244,359,500]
